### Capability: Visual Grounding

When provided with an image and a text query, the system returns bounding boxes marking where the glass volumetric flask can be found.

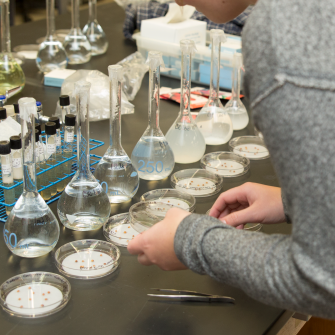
[195,30,233,145]
[225,52,249,130]
[4,98,60,258]
[94,65,139,203]
[36,0,68,73]
[83,0,108,56]
[63,0,92,65]
[57,80,110,231]
[0,0,25,96]
[131,52,175,180]
[166,40,206,164]
[45,122,58,196]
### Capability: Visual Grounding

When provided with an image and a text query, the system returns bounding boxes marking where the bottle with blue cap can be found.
[36,101,43,125]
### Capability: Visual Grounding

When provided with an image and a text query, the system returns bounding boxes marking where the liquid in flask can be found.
[166,40,206,164]
[131,51,175,180]
[94,65,139,203]
[4,98,60,258]
[195,29,233,145]
[57,80,110,231]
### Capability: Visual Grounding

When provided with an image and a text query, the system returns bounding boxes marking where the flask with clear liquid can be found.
[166,40,206,164]
[195,29,233,145]
[225,52,249,130]
[83,0,108,56]
[4,97,60,258]
[63,0,92,65]
[57,80,110,231]
[36,0,68,73]
[131,52,175,180]
[94,65,139,203]
[0,0,25,96]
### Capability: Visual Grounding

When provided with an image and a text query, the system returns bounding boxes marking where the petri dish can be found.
[229,136,270,160]
[170,169,223,197]
[0,272,71,318]
[13,45,39,60]
[200,151,250,177]
[206,209,262,231]
[129,201,175,233]
[103,213,139,247]
[140,189,196,213]
[54,239,120,280]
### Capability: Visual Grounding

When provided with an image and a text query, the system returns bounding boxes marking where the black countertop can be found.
[0,3,293,334]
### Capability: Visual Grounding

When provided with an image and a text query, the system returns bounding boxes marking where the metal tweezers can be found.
[148,289,235,303]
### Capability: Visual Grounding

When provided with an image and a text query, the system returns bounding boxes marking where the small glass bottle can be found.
[40,130,51,201]
[0,140,15,214]
[63,0,92,65]
[83,0,108,56]
[166,40,206,164]
[225,52,249,130]
[0,95,6,107]
[57,80,110,231]
[59,95,71,131]
[4,97,60,258]
[13,103,20,123]
[94,65,139,203]
[131,52,175,180]
[0,107,6,122]
[10,135,23,199]
[0,0,25,96]
[36,0,68,73]
[45,122,58,196]
[195,29,233,145]
[36,101,43,126]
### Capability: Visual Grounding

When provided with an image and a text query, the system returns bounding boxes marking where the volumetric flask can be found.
[4,98,60,258]
[225,52,248,130]
[57,81,111,231]
[94,65,139,203]
[166,40,206,164]
[131,51,175,180]
[195,30,233,145]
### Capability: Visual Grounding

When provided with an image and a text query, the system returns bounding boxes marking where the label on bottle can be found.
[47,143,56,154]
[1,164,11,175]
[65,132,74,143]
[56,136,61,147]
[12,157,22,169]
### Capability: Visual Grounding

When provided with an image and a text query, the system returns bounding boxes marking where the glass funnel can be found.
[131,51,175,180]
[4,98,60,258]
[63,0,92,65]
[57,80,110,231]
[36,0,68,73]
[94,65,139,203]
[0,0,25,96]
[83,0,108,56]
[195,29,233,145]
[166,40,206,164]
[225,52,249,130]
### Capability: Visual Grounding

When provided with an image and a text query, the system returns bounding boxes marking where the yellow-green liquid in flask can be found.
[0,56,25,95]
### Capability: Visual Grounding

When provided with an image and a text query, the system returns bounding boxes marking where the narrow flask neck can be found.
[0,0,11,53]
[148,67,160,130]
[180,52,192,117]
[46,0,56,37]
[71,0,81,30]
[209,40,221,100]
[88,0,97,22]
[231,59,241,102]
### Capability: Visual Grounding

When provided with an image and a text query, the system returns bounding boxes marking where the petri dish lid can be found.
[129,201,175,233]
[200,151,250,178]
[54,239,120,280]
[229,136,270,160]
[103,213,139,247]
[13,44,39,60]
[206,209,262,231]
[140,188,196,213]
[170,169,223,197]
[0,272,71,318]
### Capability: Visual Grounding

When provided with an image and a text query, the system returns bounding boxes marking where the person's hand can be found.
[209,183,285,229]
[127,207,190,270]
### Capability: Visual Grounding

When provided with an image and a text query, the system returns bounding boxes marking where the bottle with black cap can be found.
[59,95,70,130]
[45,121,58,197]
[10,135,23,198]
[0,140,15,214]
[0,107,7,122]
[13,103,20,123]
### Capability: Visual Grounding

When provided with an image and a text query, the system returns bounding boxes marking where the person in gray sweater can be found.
[128,0,335,319]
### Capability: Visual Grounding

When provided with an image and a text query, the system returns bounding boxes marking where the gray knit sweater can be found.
[174,0,335,319]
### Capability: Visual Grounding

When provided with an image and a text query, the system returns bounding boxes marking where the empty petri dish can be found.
[103,213,139,247]
[13,45,39,60]
[206,209,262,231]
[54,240,120,280]
[170,169,223,197]
[200,151,250,177]
[140,189,196,213]
[229,136,270,160]
[0,272,71,318]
